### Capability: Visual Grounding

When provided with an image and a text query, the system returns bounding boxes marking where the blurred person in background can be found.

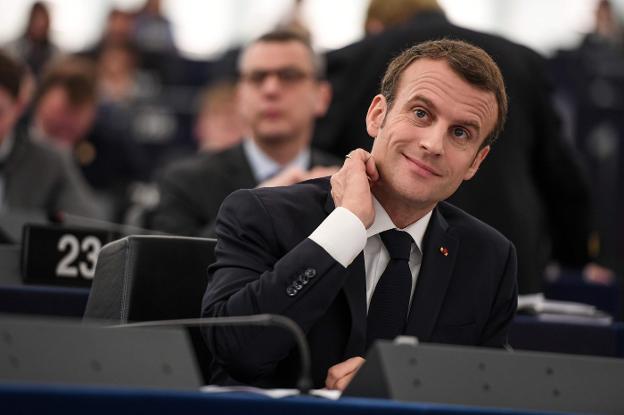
[315,0,598,294]
[133,0,176,56]
[132,0,179,84]
[584,0,624,48]
[30,56,147,221]
[97,42,145,104]
[0,51,100,219]
[550,0,624,280]
[31,57,97,151]
[193,79,246,153]
[151,29,340,237]
[88,9,135,57]
[4,1,60,79]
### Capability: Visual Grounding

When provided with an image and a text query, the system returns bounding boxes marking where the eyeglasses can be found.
[239,68,315,87]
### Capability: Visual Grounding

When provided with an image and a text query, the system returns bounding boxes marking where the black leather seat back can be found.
[84,235,216,382]
[85,235,215,322]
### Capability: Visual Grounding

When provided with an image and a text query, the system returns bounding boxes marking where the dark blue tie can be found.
[366,229,413,350]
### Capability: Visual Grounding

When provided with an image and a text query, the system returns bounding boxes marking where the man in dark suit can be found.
[0,51,101,219]
[151,30,340,236]
[202,39,517,390]
[314,0,591,294]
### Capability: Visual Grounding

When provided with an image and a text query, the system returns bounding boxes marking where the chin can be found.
[256,131,292,144]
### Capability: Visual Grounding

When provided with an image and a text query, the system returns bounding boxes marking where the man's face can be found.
[237,40,330,146]
[0,88,20,142]
[367,58,497,212]
[35,87,95,148]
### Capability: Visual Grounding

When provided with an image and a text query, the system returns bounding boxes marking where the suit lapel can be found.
[223,143,257,188]
[342,254,367,357]
[405,206,459,342]
[322,185,367,357]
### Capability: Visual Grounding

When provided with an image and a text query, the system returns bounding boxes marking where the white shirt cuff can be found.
[308,207,367,268]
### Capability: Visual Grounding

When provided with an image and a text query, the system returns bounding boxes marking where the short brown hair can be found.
[380,38,508,147]
[366,0,441,30]
[34,56,97,109]
[239,29,326,79]
[0,51,25,100]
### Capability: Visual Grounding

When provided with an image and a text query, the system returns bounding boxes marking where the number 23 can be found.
[56,235,101,279]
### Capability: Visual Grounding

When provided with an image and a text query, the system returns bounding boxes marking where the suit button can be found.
[294,282,303,290]
[286,286,297,297]
[304,268,316,279]
[298,274,309,285]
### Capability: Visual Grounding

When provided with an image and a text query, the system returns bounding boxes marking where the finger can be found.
[365,154,379,182]
[326,357,365,390]
[325,370,339,389]
[325,360,351,389]
[334,372,357,391]
[327,357,365,381]
[345,149,371,163]
[309,165,340,177]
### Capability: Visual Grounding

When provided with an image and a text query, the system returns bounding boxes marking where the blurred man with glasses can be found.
[152,30,340,236]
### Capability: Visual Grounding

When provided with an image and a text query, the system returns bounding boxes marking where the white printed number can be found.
[55,235,102,279]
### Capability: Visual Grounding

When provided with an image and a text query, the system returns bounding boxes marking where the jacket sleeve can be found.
[151,165,211,236]
[201,189,348,384]
[480,240,518,348]
[54,150,105,219]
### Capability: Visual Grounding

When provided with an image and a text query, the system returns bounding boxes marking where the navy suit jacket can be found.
[201,178,517,388]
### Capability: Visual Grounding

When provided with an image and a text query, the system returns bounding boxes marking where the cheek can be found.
[448,155,477,182]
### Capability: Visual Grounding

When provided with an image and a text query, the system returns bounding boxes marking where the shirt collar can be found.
[366,196,433,254]
[242,137,311,182]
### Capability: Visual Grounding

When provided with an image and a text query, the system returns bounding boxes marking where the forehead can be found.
[395,58,497,137]
[240,41,314,71]
[40,87,92,113]
[40,87,71,110]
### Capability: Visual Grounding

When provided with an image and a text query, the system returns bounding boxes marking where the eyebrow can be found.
[408,94,481,135]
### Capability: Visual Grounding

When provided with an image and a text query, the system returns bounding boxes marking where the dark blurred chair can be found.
[84,235,216,382]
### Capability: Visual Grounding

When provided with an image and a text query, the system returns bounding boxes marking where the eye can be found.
[244,71,268,85]
[414,109,427,119]
[277,68,307,83]
[452,127,469,139]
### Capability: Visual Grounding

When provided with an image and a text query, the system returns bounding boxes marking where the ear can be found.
[365,94,387,138]
[314,80,332,117]
[463,145,490,180]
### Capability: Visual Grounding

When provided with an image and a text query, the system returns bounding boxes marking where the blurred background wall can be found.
[0,0,616,59]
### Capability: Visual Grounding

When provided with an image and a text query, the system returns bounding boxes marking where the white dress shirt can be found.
[309,198,432,310]
[242,138,311,182]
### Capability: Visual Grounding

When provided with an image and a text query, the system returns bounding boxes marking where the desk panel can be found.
[0,383,563,415]
[510,315,624,357]
[0,285,89,317]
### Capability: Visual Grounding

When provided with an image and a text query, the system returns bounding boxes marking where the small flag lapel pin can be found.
[439,246,449,256]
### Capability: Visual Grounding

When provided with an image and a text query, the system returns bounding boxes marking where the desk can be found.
[0,284,89,317]
[0,245,89,317]
[509,315,624,357]
[0,280,623,358]
[1,241,623,358]
[0,383,564,415]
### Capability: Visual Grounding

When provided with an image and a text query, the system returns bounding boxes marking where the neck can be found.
[253,133,309,166]
[372,184,435,229]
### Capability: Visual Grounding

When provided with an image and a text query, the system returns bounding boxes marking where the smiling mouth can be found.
[403,154,442,177]
[261,108,283,118]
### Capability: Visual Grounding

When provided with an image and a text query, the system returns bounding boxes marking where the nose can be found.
[418,124,445,156]
[259,74,282,96]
